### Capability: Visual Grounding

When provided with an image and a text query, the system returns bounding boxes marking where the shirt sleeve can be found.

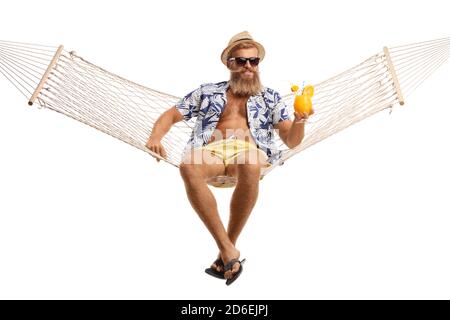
[175,86,202,121]
[272,91,291,125]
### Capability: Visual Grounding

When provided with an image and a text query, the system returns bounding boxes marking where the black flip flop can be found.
[205,258,225,279]
[224,258,246,286]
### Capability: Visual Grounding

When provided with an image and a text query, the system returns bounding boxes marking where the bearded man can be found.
[145,31,310,285]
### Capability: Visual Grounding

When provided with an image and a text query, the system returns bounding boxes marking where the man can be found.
[145,31,310,285]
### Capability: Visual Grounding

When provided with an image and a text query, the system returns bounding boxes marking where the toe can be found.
[211,259,223,273]
[224,261,240,279]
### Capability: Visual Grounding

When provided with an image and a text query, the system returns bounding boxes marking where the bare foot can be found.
[210,255,224,274]
[221,248,241,280]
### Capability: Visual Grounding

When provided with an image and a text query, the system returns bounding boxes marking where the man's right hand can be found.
[145,137,167,162]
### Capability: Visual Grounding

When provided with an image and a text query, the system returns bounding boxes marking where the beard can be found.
[229,68,262,97]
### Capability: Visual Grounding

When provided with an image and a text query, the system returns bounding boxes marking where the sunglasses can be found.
[228,57,260,67]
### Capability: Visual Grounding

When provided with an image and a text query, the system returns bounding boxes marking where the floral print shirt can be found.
[176,81,291,164]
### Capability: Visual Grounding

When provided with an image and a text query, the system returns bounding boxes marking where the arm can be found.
[270,90,312,149]
[274,111,311,149]
[146,85,201,160]
[145,106,183,160]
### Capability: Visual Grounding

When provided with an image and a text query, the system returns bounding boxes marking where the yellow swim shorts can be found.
[202,137,268,166]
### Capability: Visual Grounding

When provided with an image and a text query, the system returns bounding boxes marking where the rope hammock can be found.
[1,38,449,187]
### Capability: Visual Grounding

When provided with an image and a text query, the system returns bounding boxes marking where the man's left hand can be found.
[294,109,314,124]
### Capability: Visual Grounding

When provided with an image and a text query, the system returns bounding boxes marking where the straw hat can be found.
[220,31,265,66]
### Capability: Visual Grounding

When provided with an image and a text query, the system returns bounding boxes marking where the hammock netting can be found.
[1,37,449,185]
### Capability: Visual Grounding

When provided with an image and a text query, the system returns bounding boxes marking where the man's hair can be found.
[228,42,259,60]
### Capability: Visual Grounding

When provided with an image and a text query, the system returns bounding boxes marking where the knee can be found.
[179,163,201,181]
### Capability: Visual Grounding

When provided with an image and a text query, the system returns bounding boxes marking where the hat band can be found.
[234,38,252,42]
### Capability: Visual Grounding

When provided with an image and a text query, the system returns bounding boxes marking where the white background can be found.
[0,0,449,299]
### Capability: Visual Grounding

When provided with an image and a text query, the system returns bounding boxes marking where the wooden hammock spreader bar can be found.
[28,45,64,106]
[383,46,405,106]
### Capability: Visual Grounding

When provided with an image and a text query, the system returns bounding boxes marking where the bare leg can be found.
[220,152,263,278]
[179,150,239,262]
[227,163,261,245]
